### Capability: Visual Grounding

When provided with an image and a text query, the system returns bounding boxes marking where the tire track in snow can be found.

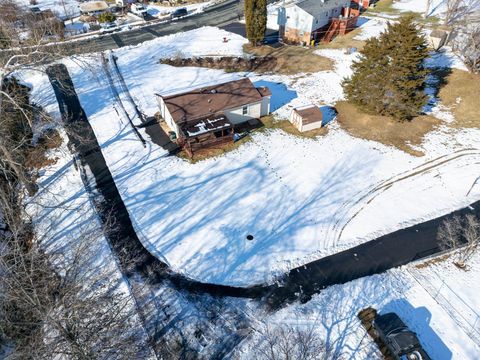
[325,148,480,248]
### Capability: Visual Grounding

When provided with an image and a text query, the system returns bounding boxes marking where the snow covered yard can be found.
[14,0,80,19]
[21,26,480,288]
[35,28,474,285]
[234,253,480,359]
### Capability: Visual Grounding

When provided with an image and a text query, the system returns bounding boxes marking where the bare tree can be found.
[444,0,480,25]
[437,214,480,267]
[0,205,150,359]
[455,25,480,72]
[251,323,335,360]
[424,0,434,18]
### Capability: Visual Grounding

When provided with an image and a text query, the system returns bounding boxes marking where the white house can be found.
[276,0,354,44]
[156,78,271,142]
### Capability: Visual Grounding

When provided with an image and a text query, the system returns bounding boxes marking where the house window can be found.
[242,106,248,115]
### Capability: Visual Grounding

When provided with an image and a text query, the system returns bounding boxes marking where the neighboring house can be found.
[156,78,271,156]
[79,1,109,15]
[290,105,323,132]
[276,0,360,44]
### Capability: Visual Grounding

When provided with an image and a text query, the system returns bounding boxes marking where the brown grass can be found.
[178,136,252,163]
[244,44,333,74]
[415,254,451,269]
[260,115,328,138]
[26,129,63,170]
[316,28,366,51]
[178,115,328,162]
[365,0,395,14]
[336,101,441,156]
[437,69,480,129]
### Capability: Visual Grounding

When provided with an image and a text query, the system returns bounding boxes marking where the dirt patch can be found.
[178,135,252,163]
[437,69,480,129]
[260,115,328,138]
[243,44,333,74]
[160,55,278,73]
[316,27,366,51]
[161,45,333,75]
[336,101,441,156]
[415,254,451,269]
[26,128,62,170]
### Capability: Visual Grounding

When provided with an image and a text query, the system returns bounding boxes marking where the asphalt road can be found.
[47,63,480,309]
[66,0,242,55]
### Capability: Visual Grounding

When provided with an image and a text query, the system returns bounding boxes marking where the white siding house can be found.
[156,78,271,139]
[276,0,352,44]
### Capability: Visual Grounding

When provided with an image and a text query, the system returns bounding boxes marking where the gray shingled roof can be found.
[296,0,333,16]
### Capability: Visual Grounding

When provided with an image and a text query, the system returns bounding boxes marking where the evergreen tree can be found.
[245,0,267,46]
[343,16,429,121]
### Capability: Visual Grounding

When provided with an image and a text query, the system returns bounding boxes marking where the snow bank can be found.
[354,16,390,40]
[147,1,212,18]
[393,0,445,17]
[236,254,480,359]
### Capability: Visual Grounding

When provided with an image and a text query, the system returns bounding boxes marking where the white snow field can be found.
[147,1,212,19]
[235,253,480,359]
[14,0,81,19]
[22,26,480,287]
[393,0,447,17]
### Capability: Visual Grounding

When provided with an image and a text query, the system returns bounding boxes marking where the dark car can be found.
[171,8,187,19]
[373,313,430,360]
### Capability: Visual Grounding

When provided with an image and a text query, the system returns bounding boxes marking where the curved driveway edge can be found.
[46,63,479,309]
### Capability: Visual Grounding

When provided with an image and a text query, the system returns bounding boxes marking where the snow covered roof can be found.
[183,115,232,137]
[79,1,109,13]
[158,78,268,124]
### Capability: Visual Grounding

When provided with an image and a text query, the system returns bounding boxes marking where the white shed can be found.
[290,105,323,132]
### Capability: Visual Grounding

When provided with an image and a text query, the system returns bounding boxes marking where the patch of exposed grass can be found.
[316,28,366,50]
[415,254,451,269]
[336,101,441,156]
[177,115,328,162]
[26,129,63,170]
[244,44,333,74]
[365,0,396,14]
[437,69,480,129]
[259,115,328,138]
[178,136,252,163]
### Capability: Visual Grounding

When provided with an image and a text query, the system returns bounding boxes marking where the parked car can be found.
[171,8,187,19]
[373,313,430,360]
[130,3,148,17]
[100,22,119,33]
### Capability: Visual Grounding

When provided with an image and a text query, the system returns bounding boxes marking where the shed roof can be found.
[160,78,268,124]
[293,105,323,125]
[79,1,109,13]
